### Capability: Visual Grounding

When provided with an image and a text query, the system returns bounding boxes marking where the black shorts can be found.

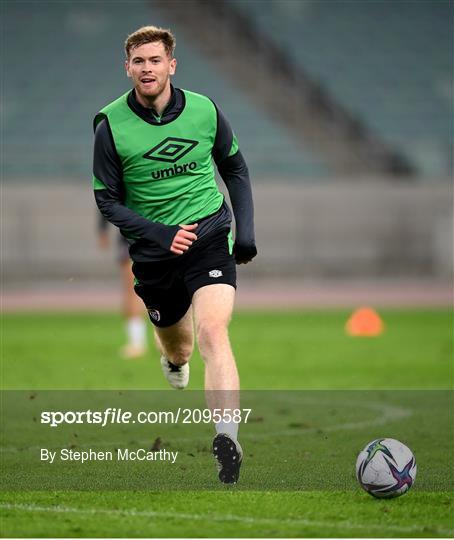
[133,228,236,328]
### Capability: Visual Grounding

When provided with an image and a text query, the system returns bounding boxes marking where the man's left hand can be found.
[233,243,257,265]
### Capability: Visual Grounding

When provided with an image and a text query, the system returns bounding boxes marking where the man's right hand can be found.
[170,224,198,255]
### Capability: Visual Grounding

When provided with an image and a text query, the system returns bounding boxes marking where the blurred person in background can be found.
[92,26,256,483]
[97,215,148,359]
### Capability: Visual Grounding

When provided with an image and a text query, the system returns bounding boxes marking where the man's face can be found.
[125,41,176,100]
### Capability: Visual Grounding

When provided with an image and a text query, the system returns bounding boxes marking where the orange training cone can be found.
[345,307,384,337]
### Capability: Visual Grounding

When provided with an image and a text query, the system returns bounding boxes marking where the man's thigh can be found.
[192,284,236,328]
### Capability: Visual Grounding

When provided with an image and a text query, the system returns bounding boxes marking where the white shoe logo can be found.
[209,269,223,278]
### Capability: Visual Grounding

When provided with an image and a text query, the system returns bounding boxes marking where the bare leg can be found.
[193,284,242,483]
[193,284,238,391]
[154,307,194,366]
[153,308,194,389]
[192,284,240,431]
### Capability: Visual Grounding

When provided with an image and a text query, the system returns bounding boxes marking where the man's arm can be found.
[93,119,196,254]
[212,104,257,264]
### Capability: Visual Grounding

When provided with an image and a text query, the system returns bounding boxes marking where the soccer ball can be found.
[356,438,417,498]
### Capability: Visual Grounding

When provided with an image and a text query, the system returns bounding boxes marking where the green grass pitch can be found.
[1,309,453,537]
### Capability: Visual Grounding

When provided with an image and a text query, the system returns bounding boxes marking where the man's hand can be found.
[170,224,198,255]
[233,242,257,264]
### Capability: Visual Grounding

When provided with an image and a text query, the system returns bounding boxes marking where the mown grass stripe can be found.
[1,502,452,536]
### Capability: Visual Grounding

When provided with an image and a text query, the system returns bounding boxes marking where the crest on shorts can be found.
[147,308,161,322]
[209,269,223,278]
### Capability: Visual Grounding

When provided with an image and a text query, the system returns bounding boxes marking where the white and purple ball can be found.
[356,438,417,498]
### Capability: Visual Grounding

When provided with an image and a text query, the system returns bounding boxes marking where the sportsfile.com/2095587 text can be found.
[40,408,252,427]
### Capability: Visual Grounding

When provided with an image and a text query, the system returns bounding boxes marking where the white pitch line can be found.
[0,502,453,536]
[247,400,412,439]
[1,400,413,453]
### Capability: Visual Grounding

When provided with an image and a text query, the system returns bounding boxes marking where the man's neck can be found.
[135,84,172,117]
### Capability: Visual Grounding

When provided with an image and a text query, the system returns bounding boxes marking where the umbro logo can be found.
[143,137,199,163]
[209,270,223,278]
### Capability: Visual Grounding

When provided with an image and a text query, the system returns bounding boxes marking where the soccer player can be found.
[93,26,256,483]
[97,216,148,359]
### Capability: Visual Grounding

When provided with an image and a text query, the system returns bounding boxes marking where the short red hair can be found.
[125,25,176,59]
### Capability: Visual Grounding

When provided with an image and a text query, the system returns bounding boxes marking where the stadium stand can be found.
[227,0,453,177]
[3,0,329,180]
[2,1,452,283]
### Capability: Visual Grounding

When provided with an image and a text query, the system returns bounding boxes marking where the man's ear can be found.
[169,57,177,76]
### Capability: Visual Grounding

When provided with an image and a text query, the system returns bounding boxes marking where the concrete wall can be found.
[2,179,452,285]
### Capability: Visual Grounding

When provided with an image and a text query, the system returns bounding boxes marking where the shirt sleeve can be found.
[93,118,179,250]
[211,103,256,247]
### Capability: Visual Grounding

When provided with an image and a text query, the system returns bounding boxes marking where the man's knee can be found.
[196,321,229,358]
